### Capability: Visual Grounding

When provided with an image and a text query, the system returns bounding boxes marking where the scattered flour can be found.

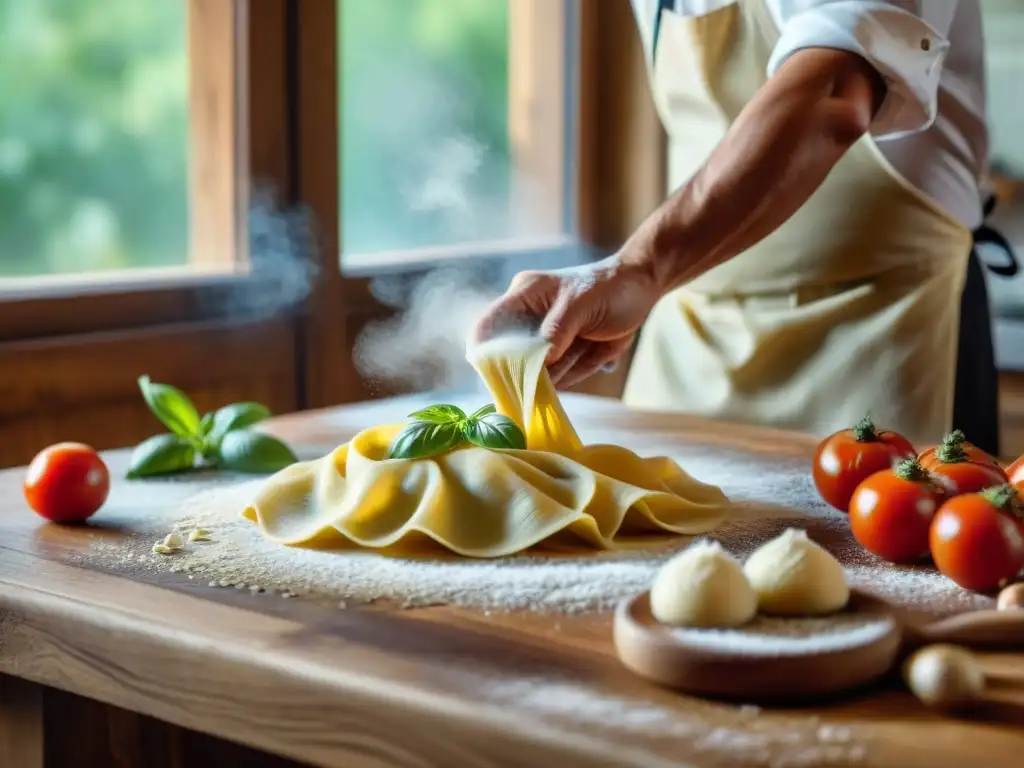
[68,447,918,767]
[464,671,868,766]
[79,445,995,619]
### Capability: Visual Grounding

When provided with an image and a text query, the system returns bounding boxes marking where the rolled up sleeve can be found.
[766,1,954,139]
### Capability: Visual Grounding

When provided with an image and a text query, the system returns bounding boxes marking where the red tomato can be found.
[24,443,110,523]
[919,430,999,472]
[813,417,915,512]
[1007,456,1024,491]
[929,459,1007,497]
[930,485,1024,592]
[848,459,943,564]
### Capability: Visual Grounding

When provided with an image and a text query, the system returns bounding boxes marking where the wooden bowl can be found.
[613,590,902,702]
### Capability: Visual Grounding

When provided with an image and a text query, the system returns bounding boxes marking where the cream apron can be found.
[622,0,973,447]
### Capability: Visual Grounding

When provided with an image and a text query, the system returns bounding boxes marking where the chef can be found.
[476,0,1017,453]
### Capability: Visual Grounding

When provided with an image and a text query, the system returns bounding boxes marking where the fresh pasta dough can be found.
[743,528,850,616]
[650,541,757,628]
[242,335,730,557]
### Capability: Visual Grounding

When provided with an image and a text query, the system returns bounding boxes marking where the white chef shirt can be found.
[632,0,988,230]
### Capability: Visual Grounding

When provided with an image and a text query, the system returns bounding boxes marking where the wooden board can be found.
[2,394,1024,767]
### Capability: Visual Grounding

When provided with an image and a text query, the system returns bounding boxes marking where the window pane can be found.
[340,0,574,261]
[0,1,188,278]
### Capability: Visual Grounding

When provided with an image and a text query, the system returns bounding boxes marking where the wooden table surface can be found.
[2,392,1024,768]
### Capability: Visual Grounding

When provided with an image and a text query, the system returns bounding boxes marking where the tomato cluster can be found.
[814,420,1024,593]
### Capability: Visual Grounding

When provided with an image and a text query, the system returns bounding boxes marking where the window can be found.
[0,1,193,280]
[339,0,577,270]
[0,0,253,300]
[0,0,659,467]
[0,0,298,469]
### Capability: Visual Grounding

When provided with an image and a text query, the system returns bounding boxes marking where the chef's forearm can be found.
[622,48,886,293]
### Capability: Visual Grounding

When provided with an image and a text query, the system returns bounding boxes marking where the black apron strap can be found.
[973,194,1019,277]
[952,193,1015,456]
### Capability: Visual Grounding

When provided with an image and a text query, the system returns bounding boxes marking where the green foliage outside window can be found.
[0,0,511,277]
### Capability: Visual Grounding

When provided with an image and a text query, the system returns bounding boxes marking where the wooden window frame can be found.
[0,0,665,458]
[337,0,579,276]
[0,0,303,468]
[0,0,293,342]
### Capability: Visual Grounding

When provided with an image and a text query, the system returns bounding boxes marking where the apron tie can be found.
[973,194,1019,278]
[954,193,1007,457]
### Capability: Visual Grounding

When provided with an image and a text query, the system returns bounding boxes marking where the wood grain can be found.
[509,0,568,237]
[0,674,43,768]
[577,0,666,252]
[0,320,298,468]
[998,371,1024,458]
[2,395,1024,767]
[296,0,350,410]
[41,686,304,768]
[188,0,242,270]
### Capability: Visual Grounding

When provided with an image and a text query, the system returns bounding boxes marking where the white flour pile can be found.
[81,443,996,618]
[669,613,895,656]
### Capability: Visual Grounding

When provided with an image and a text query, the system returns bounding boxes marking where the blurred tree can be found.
[0,0,511,275]
[340,0,510,254]
[0,0,188,276]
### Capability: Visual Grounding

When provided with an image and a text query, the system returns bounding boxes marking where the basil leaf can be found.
[126,434,196,479]
[137,376,201,438]
[406,404,467,425]
[207,402,272,444]
[218,430,298,474]
[465,413,526,451]
[198,412,215,437]
[468,403,497,422]
[389,421,465,460]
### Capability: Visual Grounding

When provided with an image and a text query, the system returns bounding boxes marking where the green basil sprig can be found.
[388,403,526,460]
[128,376,298,478]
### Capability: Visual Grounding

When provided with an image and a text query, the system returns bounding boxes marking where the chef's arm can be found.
[621,47,887,293]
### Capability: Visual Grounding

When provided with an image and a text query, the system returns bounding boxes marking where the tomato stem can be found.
[852,415,878,442]
[981,483,1020,513]
[895,458,929,483]
[934,429,968,464]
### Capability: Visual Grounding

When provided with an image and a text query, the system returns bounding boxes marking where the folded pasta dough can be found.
[242,335,730,557]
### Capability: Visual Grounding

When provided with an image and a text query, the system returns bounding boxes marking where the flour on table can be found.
[80,445,995,618]
[463,668,867,766]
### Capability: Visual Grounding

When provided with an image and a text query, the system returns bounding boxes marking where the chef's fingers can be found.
[547,339,595,386]
[539,286,596,365]
[472,301,535,343]
[473,271,557,343]
[553,337,633,390]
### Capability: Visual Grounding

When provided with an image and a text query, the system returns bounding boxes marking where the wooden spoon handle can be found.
[907,610,1024,650]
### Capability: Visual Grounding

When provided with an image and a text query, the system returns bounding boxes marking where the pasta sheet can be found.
[242,336,730,557]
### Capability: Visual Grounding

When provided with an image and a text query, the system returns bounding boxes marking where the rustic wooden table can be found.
[2,393,1024,767]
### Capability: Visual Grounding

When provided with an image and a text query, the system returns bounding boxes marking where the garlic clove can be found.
[903,643,984,712]
[997,582,1024,611]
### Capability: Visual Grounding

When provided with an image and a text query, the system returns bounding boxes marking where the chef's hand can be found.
[473,256,663,389]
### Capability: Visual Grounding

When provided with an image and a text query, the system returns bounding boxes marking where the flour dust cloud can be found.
[354,267,504,393]
[349,125,584,393]
[201,186,321,324]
